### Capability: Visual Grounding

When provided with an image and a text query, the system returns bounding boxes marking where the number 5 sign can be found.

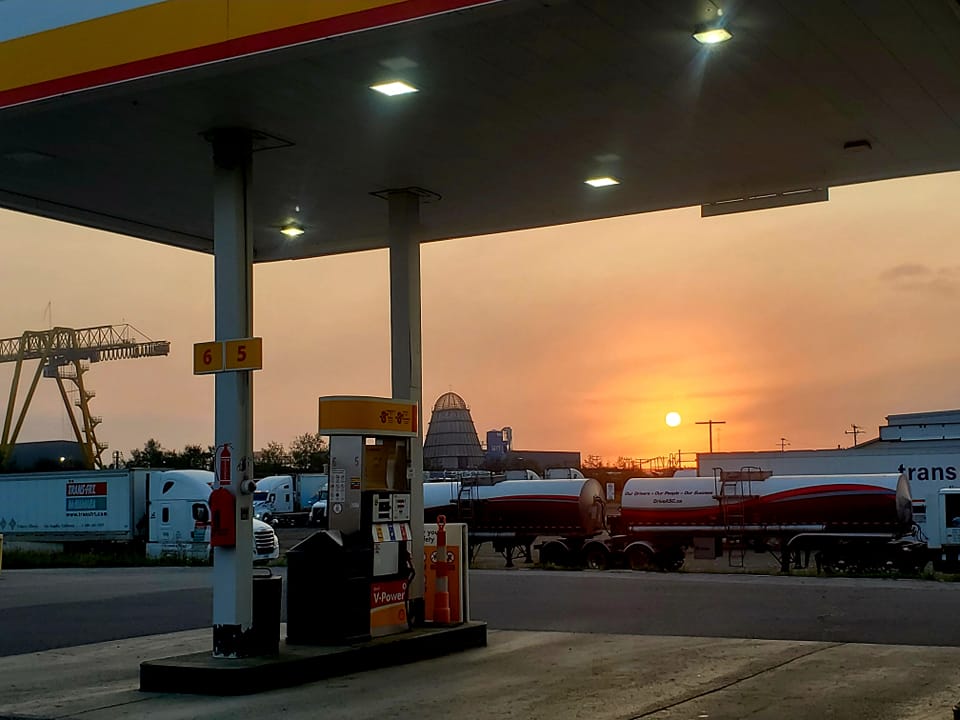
[193,337,263,374]
[225,338,262,370]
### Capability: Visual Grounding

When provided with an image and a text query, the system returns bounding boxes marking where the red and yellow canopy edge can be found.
[0,0,495,110]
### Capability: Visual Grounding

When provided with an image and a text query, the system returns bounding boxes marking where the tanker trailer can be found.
[423,477,606,566]
[595,472,915,573]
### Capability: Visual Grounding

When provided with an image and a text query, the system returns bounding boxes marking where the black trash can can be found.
[286,530,371,645]
[250,569,282,656]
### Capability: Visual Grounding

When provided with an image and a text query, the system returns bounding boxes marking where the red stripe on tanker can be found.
[619,474,911,531]
[424,479,606,535]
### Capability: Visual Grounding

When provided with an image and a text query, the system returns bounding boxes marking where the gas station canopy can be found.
[2,0,960,262]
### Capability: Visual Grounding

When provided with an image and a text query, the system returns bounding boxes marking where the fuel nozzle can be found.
[237,455,256,495]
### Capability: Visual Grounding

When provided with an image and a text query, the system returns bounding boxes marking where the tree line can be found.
[121,433,329,476]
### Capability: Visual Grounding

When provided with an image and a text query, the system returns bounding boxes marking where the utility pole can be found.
[696,419,726,453]
[779,437,789,452]
[845,424,863,447]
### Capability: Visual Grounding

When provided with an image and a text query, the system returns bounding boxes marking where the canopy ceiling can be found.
[1,0,959,261]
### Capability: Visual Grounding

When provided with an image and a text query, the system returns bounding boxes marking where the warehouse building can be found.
[698,409,960,482]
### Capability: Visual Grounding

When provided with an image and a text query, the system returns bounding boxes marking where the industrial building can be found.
[423,394,583,472]
[698,409,960,482]
[1,440,86,472]
[483,425,581,471]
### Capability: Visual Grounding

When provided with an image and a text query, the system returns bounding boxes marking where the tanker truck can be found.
[0,468,279,562]
[423,475,606,566]
[577,471,919,573]
[421,471,929,573]
[424,472,928,572]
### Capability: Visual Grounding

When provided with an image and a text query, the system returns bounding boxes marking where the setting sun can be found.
[665,412,682,427]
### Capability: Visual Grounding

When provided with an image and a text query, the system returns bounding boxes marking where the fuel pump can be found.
[286,396,418,644]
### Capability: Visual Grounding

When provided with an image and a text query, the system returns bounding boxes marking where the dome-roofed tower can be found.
[423,392,484,470]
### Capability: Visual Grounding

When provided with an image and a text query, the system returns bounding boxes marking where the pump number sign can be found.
[193,342,223,374]
[193,338,262,374]
[225,339,262,370]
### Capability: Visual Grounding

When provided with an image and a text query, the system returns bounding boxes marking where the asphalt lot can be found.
[3,563,960,657]
[2,524,955,658]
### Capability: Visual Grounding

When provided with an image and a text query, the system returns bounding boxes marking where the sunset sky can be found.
[2,170,959,465]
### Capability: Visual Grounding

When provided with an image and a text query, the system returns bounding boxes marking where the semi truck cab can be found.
[147,470,279,562]
[927,488,960,565]
[309,487,329,526]
[254,473,328,526]
[253,475,295,523]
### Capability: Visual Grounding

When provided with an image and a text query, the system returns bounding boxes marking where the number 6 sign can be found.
[193,342,223,374]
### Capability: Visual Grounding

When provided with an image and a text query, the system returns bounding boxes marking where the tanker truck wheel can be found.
[539,541,570,568]
[583,545,609,570]
[626,545,656,571]
[658,548,685,572]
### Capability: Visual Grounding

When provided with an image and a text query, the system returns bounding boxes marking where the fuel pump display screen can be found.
[391,494,410,522]
[372,494,392,523]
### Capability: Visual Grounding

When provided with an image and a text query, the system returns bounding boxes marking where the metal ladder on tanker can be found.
[455,479,483,563]
[456,478,479,524]
[715,468,750,568]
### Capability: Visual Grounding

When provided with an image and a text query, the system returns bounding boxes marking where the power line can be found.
[845,423,863,447]
[696,419,726,453]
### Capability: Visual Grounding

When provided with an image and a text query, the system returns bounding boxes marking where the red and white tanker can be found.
[423,477,606,565]
[580,472,916,572]
[423,471,922,572]
[618,473,911,532]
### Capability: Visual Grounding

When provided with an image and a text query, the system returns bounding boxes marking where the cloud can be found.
[880,263,931,280]
[880,263,960,296]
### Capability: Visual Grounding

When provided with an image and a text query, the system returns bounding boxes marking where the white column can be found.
[210,129,255,657]
[388,190,425,617]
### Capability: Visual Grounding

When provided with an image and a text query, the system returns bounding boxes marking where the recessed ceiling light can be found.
[370,81,419,96]
[280,222,304,238]
[693,26,732,45]
[585,177,620,188]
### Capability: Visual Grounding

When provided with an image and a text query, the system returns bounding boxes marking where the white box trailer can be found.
[698,447,960,483]
[0,468,278,562]
[0,469,151,542]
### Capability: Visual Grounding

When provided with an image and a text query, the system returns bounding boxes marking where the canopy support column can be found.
[208,128,255,658]
[387,189,425,621]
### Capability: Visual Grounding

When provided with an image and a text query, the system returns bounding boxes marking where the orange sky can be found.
[2,170,960,465]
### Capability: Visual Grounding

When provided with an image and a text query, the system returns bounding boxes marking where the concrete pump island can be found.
[4,1,960,718]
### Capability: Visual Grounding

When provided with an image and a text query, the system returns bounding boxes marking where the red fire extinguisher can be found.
[216,444,232,487]
[211,443,236,547]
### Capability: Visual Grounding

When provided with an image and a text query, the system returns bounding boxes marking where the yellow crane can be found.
[0,325,170,469]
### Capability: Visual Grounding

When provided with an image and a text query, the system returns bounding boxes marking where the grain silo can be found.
[423,391,484,470]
